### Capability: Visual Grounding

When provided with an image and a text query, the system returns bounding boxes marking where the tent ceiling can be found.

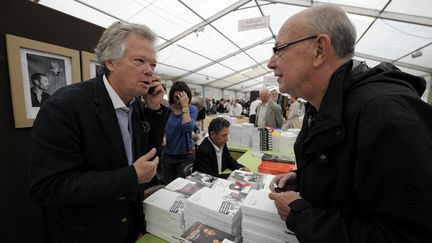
[37,0,432,93]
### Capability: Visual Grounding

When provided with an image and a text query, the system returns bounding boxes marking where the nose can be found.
[267,54,276,70]
[141,62,154,77]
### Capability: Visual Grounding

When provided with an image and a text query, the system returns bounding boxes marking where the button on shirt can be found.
[103,75,135,165]
[209,138,223,174]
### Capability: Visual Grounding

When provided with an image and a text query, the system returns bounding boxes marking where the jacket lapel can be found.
[93,77,129,167]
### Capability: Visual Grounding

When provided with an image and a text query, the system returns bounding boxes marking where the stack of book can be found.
[228,123,255,147]
[180,221,237,243]
[143,188,186,242]
[228,124,243,146]
[259,127,273,151]
[184,187,245,237]
[241,190,299,243]
[144,177,206,242]
[278,131,297,154]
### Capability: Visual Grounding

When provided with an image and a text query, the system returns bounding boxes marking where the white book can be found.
[165,177,205,197]
[187,171,218,187]
[241,189,280,221]
[185,187,243,236]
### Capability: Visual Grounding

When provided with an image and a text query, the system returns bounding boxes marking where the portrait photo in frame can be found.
[6,34,81,128]
[81,51,102,80]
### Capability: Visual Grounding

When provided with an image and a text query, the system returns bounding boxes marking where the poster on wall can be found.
[6,34,81,128]
[81,51,102,80]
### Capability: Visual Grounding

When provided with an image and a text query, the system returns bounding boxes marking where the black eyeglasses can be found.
[272,35,318,57]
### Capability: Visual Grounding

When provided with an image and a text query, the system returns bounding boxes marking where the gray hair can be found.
[94,21,156,75]
[306,5,356,58]
[259,87,270,95]
[191,96,205,106]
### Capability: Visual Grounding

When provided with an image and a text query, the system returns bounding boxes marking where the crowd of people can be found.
[29,4,432,243]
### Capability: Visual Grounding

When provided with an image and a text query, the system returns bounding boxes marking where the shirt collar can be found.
[208,137,223,152]
[103,75,135,109]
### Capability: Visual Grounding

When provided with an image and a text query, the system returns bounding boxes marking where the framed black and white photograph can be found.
[6,34,81,128]
[81,51,102,80]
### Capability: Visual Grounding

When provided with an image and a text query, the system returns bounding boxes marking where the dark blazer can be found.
[29,76,166,243]
[193,137,244,179]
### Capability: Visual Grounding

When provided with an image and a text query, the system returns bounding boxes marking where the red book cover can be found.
[258,161,296,175]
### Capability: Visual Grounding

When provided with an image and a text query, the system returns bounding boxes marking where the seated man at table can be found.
[193,117,250,178]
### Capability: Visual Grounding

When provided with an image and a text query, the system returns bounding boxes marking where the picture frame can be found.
[80,51,102,80]
[6,34,81,128]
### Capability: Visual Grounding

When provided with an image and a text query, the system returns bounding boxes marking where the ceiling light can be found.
[411,51,423,58]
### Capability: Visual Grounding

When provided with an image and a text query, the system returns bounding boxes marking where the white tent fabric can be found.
[37,0,432,100]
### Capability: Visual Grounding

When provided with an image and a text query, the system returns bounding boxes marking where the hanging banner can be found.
[238,16,270,31]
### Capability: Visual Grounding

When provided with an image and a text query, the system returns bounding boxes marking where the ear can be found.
[105,59,115,72]
[312,34,331,68]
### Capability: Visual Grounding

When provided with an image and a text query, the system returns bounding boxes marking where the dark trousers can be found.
[161,153,195,184]
[249,114,256,124]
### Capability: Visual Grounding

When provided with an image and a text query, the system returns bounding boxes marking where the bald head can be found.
[281,5,356,59]
[267,4,356,110]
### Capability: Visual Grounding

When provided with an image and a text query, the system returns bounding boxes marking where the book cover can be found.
[211,178,252,195]
[165,177,205,197]
[181,222,235,243]
[187,171,218,187]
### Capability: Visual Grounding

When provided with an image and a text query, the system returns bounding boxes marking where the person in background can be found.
[267,5,432,243]
[216,99,226,113]
[30,72,51,107]
[161,81,198,184]
[282,95,302,130]
[270,89,279,103]
[248,97,261,124]
[193,117,250,179]
[190,95,206,145]
[229,99,243,116]
[29,21,166,243]
[254,87,283,128]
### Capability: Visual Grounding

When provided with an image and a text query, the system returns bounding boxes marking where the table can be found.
[136,147,294,243]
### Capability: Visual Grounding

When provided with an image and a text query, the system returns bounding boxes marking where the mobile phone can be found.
[148,86,156,94]
[273,182,282,193]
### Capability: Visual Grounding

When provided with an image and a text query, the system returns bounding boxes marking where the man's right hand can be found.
[133,148,159,184]
[270,171,297,192]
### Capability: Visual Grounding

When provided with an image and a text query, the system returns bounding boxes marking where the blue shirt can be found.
[165,105,198,155]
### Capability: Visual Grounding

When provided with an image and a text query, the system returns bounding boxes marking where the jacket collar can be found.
[307,60,352,137]
[93,76,129,166]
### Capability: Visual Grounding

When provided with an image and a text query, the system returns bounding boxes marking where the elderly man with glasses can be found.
[267,4,432,243]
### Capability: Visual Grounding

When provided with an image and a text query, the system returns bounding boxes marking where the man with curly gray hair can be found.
[30,21,167,243]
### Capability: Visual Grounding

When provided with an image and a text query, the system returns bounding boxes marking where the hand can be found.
[192,132,200,141]
[176,91,189,107]
[268,191,302,220]
[133,148,159,184]
[144,75,165,110]
[270,171,297,192]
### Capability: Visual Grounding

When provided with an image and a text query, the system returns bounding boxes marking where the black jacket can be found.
[29,76,166,243]
[288,60,432,242]
[193,137,244,179]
